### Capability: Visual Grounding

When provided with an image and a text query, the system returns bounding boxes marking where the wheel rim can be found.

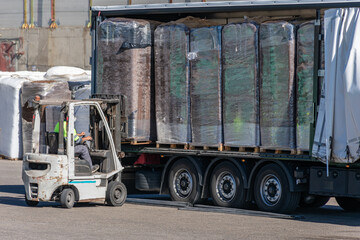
[216,171,236,202]
[113,187,123,203]
[66,191,74,204]
[260,174,282,206]
[173,169,193,198]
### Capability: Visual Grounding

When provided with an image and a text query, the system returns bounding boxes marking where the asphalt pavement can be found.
[0,160,359,240]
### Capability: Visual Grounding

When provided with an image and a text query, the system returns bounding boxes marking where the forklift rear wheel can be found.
[25,195,39,207]
[60,188,75,209]
[106,181,127,206]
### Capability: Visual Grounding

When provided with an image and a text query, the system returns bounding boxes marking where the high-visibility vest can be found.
[53,121,80,142]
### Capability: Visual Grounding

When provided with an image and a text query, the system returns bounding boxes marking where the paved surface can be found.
[0,160,360,240]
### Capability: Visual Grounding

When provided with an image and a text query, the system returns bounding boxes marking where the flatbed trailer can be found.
[90,0,360,213]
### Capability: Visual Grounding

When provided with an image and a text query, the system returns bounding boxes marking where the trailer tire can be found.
[25,194,39,207]
[60,188,75,209]
[106,181,127,206]
[210,161,246,208]
[335,197,360,211]
[254,164,300,213]
[168,158,201,204]
[299,194,330,208]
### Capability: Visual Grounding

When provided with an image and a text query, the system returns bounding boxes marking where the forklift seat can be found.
[47,132,59,154]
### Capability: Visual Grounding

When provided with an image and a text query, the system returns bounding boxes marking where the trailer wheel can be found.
[254,164,300,213]
[60,188,75,209]
[210,161,246,208]
[335,197,360,211]
[24,194,39,207]
[168,158,201,204]
[106,181,127,206]
[299,194,330,208]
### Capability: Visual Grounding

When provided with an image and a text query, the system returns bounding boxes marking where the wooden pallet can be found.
[156,143,190,150]
[296,149,310,155]
[122,140,152,145]
[224,146,260,153]
[259,148,297,155]
[189,144,224,152]
[130,140,152,145]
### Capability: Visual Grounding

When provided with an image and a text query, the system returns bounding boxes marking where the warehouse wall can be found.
[0,0,282,71]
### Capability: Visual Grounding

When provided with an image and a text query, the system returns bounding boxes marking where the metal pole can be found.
[22,0,29,29]
[87,0,92,28]
[29,0,35,28]
[128,0,132,5]
[50,0,57,29]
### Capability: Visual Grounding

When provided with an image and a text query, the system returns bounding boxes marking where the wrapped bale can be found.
[296,21,315,151]
[21,80,71,154]
[97,18,157,141]
[222,22,259,147]
[0,77,28,159]
[154,23,190,144]
[190,26,223,147]
[259,21,296,150]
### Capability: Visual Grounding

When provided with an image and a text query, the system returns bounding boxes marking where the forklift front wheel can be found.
[106,181,127,206]
[60,188,75,209]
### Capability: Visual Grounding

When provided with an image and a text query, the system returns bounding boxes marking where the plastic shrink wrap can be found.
[222,22,259,147]
[190,25,223,147]
[44,66,92,137]
[0,77,29,159]
[259,21,296,149]
[21,80,71,154]
[296,21,315,151]
[154,23,190,144]
[96,18,157,141]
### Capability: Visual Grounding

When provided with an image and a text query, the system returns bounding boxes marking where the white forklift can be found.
[22,95,128,208]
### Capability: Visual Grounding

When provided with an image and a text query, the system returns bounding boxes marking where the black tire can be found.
[25,195,39,207]
[299,194,330,208]
[168,158,201,204]
[335,197,360,211]
[60,188,75,209]
[106,181,127,206]
[210,162,246,208]
[254,164,300,213]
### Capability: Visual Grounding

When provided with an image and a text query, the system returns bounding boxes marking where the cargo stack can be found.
[97,18,157,142]
[222,22,259,149]
[0,77,29,159]
[190,25,223,148]
[154,23,191,145]
[296,21,315,153]
[21,81,71,154]
[259,21,296,151]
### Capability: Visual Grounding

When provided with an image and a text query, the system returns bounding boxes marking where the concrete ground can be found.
[0,160,359,240]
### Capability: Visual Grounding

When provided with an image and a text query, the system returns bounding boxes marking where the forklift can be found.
[22,94,128,208]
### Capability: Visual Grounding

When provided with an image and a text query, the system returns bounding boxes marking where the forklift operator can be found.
[54,120,99,173]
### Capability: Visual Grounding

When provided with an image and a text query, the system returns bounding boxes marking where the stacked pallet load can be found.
[44,66,92,137]
[296,21,315,153]
[154,17,218,148]
[21,80,71,154]
[154,21,190,146]
[222,22,259,150]
[97,18,158,143]
[259,21,296,152]
[190,24,223,149]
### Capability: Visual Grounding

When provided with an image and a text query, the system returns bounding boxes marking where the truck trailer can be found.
[88,0,360,213]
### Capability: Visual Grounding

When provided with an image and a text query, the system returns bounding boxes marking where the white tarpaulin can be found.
[313,8,360,164]
[0,77,29,159]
